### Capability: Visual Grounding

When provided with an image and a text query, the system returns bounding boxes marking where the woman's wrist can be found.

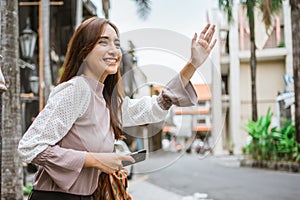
[189,59,199,69]
[84,152,97,168]
[180,61,196,86]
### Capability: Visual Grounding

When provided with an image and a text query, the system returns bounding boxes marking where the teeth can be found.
[104,58,117,63]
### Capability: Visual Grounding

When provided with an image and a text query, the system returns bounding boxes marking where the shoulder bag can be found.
[93,168,132,200]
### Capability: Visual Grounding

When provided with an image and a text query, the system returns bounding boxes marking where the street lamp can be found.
[19,17,38,94]
[19,17,37,61]
[19,18,38,186]
[29,75,39,95]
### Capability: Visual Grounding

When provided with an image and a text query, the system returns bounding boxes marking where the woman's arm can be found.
[180,62,196,86]
[122,74,197,127]
[17,77,90,163]
[122,24,216,127]
[17,77,91,190]
[31,146,134,190]
[84,152,135,174]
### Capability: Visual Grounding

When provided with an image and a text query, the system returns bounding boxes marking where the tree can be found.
[0,0,23,199]
[247,0,258,121]
[290,0,300,143]
[102,0,151,19]
[219,0,282,121]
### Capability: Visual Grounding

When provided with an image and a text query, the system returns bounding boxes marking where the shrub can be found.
[243,107,300,162]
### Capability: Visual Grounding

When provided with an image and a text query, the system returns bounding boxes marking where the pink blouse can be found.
[18,74,197,195]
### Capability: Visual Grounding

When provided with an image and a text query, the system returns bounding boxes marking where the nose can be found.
[108,44,119,55]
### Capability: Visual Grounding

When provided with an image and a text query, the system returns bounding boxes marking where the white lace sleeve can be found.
[122,74,197,127]
[122,96,169,127]
[18,77,91,163]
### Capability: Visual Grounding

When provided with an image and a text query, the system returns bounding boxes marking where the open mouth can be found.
[104,58,118,65]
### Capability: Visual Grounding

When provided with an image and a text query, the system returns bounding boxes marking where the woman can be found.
[18,17,216,199]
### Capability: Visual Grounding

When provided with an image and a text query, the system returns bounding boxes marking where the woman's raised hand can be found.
[190,24,217,68]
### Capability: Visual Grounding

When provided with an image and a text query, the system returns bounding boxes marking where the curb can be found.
[240,159,300,173]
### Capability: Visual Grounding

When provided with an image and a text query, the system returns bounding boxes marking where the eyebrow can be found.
[100,36,120,42]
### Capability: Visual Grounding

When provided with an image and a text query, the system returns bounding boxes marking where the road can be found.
[129,150,300,200]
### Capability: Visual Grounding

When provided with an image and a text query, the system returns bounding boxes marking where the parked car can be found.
[114,140,134,180]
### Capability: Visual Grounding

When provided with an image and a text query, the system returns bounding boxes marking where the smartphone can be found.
[122,149,147,167]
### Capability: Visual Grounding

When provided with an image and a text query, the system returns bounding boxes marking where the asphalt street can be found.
[128,150,300,200]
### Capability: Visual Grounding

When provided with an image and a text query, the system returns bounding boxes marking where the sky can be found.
[96,0,209,37]
[92,0,217,84]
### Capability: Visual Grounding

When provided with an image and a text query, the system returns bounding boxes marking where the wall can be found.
[240,59,286,141]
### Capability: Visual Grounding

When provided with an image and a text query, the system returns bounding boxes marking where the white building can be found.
[209,0,293,154]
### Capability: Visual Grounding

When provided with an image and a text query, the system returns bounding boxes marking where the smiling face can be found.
[83,24,122,83]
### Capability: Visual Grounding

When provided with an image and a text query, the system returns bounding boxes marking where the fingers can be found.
[200,24,210,39]
[121,155,136,164]
[209,39,217,50]
[204,25,215,43]
[192,33,197,42]
[198,24,215,44]
[116,165,122,171]
[194,24,216,53]
[90,153,127,173]
[91,153,137,173]
[110,155,135,172]
[107,162,122,173]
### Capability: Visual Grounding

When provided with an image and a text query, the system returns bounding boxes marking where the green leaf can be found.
[218,0,234,24]
[23,184,33,195]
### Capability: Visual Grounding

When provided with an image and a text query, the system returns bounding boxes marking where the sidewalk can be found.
[129,175,183,200]
[209,154,244,168]
[128,175,214,200]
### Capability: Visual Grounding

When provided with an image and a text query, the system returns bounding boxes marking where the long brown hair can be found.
[59,17,124,140]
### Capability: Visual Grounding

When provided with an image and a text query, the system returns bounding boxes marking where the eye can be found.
[115,41,121,49]
[99,40,108,45]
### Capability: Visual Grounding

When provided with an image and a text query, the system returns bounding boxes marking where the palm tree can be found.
[0,0,23,199]
[246,0,258,121]
[219,0,282,121]
[102,0,151,19]
[290,0,300,143]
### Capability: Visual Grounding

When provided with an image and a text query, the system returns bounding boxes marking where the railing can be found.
[238,5,285,51]
[220,5,286,56]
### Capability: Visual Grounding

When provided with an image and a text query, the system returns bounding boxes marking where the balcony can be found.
[220,5,286,61]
